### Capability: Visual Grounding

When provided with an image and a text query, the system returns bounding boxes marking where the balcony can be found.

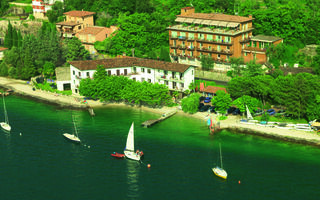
[196,38,233,46]
[240,37,252,43]
[187,37,195,41]
[186,46,195,51]
[157,75,184,82]
[243,46,267,53]
[178,36,186,41]
[178,45,186,50]
[75,75,82,79]
[170,36,178,40]
[170,45,178,49]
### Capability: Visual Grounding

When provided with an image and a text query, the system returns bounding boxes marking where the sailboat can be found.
[63,116,81,143]
[124,122,143,161]
[246,105,253,120]
[212,143,227,179]
[0,94,11,132]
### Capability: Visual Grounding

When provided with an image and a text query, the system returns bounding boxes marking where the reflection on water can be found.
[126,160,140,199]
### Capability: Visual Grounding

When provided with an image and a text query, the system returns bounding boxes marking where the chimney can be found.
[180,7,195,16]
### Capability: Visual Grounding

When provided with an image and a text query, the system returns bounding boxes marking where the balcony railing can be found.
[196,38,233,45]
[178,36,186,40]
[243,46,267,52]
[157,75,184,82]
[178,45,186,50]
[186,46,195,51]
[187,37,195,41]
[240,37,252,43]
[170,36,178,40]
[170,45,178,49]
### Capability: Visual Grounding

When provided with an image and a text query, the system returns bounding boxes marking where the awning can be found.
[184,18,195,23]
[193,19,203,24]
[209,21,220,26]
[200,20,212,25]
[227,22,239,28]
[175,17,185,23]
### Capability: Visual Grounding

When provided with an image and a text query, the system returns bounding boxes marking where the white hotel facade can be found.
[57,57,195,95]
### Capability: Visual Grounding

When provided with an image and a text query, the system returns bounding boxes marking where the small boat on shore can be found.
[111,152,125,158]
[0,94,11,132]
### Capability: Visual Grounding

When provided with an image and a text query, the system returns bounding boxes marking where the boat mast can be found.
[3,94,8,124]
[219,143,223,169]
[73,116,78,137]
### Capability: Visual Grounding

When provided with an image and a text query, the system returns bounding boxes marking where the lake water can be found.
[0,95,319,200]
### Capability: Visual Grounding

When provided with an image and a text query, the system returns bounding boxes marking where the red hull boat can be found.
[111,152,125,158]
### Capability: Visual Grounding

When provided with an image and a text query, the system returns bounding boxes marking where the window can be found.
[164,70,168,75]
[108,70,111,75]
[244,52,247,56]
[192,70,193,75]
[217,45,221,51]
[188,33,194,39]
[174,49,177,55]
[180,83,184,88]
[148,79,151,83]
[173,40,176,46]
[78,72,81,76]
[253,41,257,47]
[217,54,221,59]
[141,68,145,72]
[73,70,75,75]
[86,72,90,77]
[180,32,186,37]
[106,34,108,38]
[78,26,81,30]
[216,35,222,42]
[124,69,127,75]
[190,51,193,56]
[173,82,177,88]
[182,50,185,56]
[133,77,136,81]
[227,55,230,60]
[207,34,213,41]
[198,33,204,40]
[133,67,136,72]
[165,80,168,85]
[171,31,177,38]
[142,78,145,82]
[227,46,230,50]
[116,70,120,75]
[147,69,151,74]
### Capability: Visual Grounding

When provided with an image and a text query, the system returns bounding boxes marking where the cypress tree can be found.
[17,29,22,48]
[159,46,171,62]
[4,21,13,48]
[12,27,18,47]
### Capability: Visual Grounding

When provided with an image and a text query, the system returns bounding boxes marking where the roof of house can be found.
[251,35,282,42]
[69,57,193,73]
[202,86,227,94]
[63,11,96,17]
[0,47,8,51]
[77,26,117,36]
[177,13,252,23]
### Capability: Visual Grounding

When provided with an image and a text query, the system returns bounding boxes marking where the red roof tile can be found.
[177,13,252,23]
[77,26,118,36]
[63,11,95,17]
[69,57,192,73]
[202,86,227,94]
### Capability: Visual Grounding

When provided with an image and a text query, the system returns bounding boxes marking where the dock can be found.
[141,110,177,128]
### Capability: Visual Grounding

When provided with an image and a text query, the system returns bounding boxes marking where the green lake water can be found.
[0,95,320,200]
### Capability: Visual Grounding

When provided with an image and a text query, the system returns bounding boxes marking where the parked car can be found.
[198,103,204,109]
[199,96,206,102]
[267,108,276,115]
[232,108,241,115]
[204,97,212,103]
[199,105,211,112]
[254,109,264,116]
[227,107,236,114]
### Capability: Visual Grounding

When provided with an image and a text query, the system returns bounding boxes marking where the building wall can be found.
[65,15,94,29]
[69,64,194,94]
[0,51,5,60]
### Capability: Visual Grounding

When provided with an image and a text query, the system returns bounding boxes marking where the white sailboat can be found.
[124,122,143,161]
[0,94,11,132]
[63,116,81,143]
[246,105,253,120]
[212,143,227,179]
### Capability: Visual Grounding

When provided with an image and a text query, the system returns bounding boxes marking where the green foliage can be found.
[266,43,300,67]
[64,37,89,61]
[312,46,320,75]
[79,66,172,106]
[242,60,265,77]
[46,1,64,23]
[211,90,232,114]
[29,14,35,20]
[23,6,33,13]
[181,93,201,114]
[232,95,260,115]
[34,81,72,95]
[228,57,244,77]
[159,46,171,62]
[200,55,214,71]
[0,0,9,16]
[4,21,13,48]
[43,61,55,78]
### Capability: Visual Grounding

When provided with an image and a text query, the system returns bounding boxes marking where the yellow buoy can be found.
[147,164,151,168]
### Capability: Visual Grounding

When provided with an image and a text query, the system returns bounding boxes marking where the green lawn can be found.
[195,79,226,89]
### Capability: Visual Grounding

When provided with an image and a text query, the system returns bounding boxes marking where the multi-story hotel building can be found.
[57,57,195,94]
[56,11,95,39]
[167,7,282,70]
[32,0,64,18]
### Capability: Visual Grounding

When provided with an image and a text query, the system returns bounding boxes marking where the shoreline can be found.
[1,77,320,147]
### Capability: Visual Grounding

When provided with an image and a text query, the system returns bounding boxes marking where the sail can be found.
[73,117,78,137]
[125,122,135,152]
[3,94,9,124]
[246,105,253,120]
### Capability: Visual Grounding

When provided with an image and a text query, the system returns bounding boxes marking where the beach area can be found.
[1,76,320,146]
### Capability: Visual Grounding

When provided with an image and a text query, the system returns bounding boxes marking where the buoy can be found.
[238,180,241,184]
[147,164,151,168]
[88,146,90,148]
[20,133,22,136]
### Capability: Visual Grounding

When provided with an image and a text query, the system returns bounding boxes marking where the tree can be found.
[0,0,9,16]
[4,21,13,48]
[93,65,107,81]
[64,37,89,61]
[159,46,171,62]
[43,61,55,79]
[181,93,201,114]
[312,46,320,75]
[211,90,232,114]
[200,55,214,71]
[46,1,64,23]
[227,76,253,99]
[242,60,265,77]
[232,95,260,117]
[228,57,244,77]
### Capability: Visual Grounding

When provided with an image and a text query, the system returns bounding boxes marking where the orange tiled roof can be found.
[69,57,192,73]
[0,47,8,51]
[77,26,117,36]
[202,86,227,94]
[177,13,252,23]
[63,10,95,17]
